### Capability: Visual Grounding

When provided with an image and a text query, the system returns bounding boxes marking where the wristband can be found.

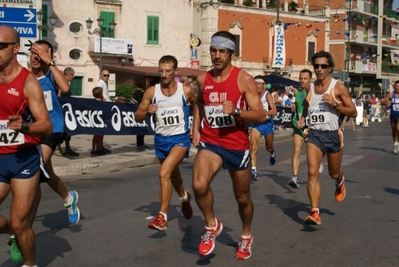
[21,122,30,134]
[234,108,241,117]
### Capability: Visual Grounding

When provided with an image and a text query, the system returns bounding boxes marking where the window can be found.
[307,42,315,62]
[41,5,48,38]
[69,22,82,34]
[69,48,83,61]
[147,16,159,45]
[234,34,240,58]
[100,11,115,38]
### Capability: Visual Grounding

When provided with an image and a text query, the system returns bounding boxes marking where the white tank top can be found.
[260,90,270,111]
[307,78,342,131]
[153,82,189,136]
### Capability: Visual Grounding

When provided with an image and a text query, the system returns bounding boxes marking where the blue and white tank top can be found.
[153,82,189,136]
[390,92,399,115]
[37,70,64,133]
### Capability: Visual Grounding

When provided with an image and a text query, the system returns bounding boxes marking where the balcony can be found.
[382,62,399,73]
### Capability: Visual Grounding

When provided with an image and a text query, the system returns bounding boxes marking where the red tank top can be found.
[200,67,249,150]
[0,68,41,154]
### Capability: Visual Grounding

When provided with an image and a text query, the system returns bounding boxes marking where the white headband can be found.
[254,78,265,83]
[210,36,236,50]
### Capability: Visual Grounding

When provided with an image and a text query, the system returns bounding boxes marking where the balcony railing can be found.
[382,63,399,73]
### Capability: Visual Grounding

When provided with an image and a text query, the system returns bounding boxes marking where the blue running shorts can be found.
[251,119,274,136]
[154,133,191,159]
[0,145,44,183]
[198,142,251,171]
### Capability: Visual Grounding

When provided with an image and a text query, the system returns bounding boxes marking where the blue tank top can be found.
[390,92,399,116]
[37,71,64,133]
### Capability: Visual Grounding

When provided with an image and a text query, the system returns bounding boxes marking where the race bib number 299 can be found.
[205,105,236,128]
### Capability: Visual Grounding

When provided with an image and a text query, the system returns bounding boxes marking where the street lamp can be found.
[334,1,354,86]
[85,17,117,77]
[36,9,58,40]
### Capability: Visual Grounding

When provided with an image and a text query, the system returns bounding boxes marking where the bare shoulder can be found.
[334,80,349,96]
[196,72,206,86]
[237,69,256,92]
[144,85,155,98]
[24,73,42,97]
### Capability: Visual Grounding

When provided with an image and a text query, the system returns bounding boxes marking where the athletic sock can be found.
[180,191,188,202]
[159,212,167,221]
[64,192,73,206]
[251,167,257,172]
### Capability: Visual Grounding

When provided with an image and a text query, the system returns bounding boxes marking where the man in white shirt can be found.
[96,69,110,101]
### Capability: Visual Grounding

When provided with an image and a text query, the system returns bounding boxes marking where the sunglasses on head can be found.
[0,42,16,50]
[313,64,329,69]
[103,74,110,77]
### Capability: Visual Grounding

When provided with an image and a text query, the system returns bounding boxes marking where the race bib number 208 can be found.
[205,105,236,128]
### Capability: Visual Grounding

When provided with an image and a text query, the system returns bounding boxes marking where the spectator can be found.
[133,78,148,151]
[56,67,79,156]
[96,69,111,102]
[91,87,111,155]
[362,95,371,127]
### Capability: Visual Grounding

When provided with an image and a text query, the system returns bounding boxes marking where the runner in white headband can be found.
[210,35,236,50]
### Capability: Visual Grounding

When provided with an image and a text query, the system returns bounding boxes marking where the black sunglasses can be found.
[313,64,329,69]
[103,74,110,77]
[0,42,16,50]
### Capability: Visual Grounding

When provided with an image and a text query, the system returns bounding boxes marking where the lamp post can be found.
[85,17,117,77]
[36,9,58,40]
[334,0,354,86]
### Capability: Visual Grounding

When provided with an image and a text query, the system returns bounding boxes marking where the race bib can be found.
[157,106,184,127]
[43,91,53,111]
[310,112,330,125]
[392,104,399,111]
[205,105,236,128]
[0,120,25,146]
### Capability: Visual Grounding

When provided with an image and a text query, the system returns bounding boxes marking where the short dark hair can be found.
[34,40,54,56]
[136,77,147,89]
[395,80,399,85]
[311,51,335,71]
[92,86,103,98]
[299,69,312,78]
[159,55,178,69]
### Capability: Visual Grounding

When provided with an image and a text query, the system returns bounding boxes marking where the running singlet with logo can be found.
[390,92,399,115]
[153,82,190,136]
[200,67,249,150]
[306,78,343,131]
[0,68,41,154]
[37,70,64,133]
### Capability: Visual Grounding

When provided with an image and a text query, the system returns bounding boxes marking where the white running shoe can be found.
[287,176,299,189]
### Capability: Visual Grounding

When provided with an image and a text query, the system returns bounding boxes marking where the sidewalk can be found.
[52,130,293,176]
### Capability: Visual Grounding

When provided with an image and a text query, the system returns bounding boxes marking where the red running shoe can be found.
[305,208,321,225]
[335,176,346,203]
[198,218,223,256]
[236,234,253,260]
[181,190,193,219]
[148,213,168,231]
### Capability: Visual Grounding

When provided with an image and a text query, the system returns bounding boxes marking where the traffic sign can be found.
[0,7,36,38]
[20,37,34,54]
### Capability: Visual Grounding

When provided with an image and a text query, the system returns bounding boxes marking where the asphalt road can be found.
[1,121,399,267]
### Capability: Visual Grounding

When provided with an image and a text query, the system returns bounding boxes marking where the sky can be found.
[394,0,399,10]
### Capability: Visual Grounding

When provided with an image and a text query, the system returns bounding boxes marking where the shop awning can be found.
[103,64,206,77]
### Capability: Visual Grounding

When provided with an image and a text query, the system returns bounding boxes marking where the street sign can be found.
[0,7,36,38]
[20,37,34,54]
[0,0,36,6]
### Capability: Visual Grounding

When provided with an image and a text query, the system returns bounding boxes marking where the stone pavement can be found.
[52,129,293,176]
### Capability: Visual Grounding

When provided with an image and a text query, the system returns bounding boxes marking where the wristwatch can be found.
[234,108,241,117]
[21,122,30,134]
[47,61,56,67]
[332,102,339,109]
